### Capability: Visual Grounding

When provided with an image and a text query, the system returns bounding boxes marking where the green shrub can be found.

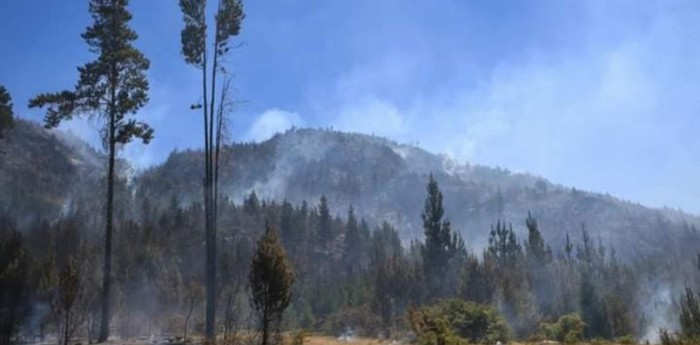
[541,313,586,343]
[618,334,636,344]
[408,299,509,345]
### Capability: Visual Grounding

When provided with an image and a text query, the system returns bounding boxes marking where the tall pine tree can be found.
[421,174,457,300]
[179,0,245,340]
[29,1,151,341]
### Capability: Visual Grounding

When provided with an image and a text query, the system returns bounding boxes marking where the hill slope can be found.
[0,120,104,223]
[135,127,700,258]
[1,121,696,258]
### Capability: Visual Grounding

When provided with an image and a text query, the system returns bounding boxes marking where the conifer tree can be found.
[0,226,30,345]
[179,0,245,340]
[0,86,13,141]
[421,174,457,299]
[317,196,333,246]
[680,287,700,339]
[29,1,151,341]
[524,212,554,318]
[342,205,362,274]
[249,224,294,345]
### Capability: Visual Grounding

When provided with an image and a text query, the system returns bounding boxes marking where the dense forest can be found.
[2,173,700,344]
[2,0,700,345]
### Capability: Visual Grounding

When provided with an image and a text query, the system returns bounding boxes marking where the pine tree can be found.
[421,174,457,300]
[524,212,554,318]
[249,224,294,345]
[680,287,700,339]
[487,221,521,267]
[317,196,333,246]
[342,205,362,274]
[179,0,245,340]
[0,225,30,345]
[29,1,151,341]
[524,212,551,264]
[0,86,13,141]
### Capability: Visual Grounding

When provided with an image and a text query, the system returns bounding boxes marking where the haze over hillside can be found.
[3,119,698,260]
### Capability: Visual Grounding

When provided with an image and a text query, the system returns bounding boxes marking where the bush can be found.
[408,299,510,345]
[618,334,636,344]
[541,313,586,344]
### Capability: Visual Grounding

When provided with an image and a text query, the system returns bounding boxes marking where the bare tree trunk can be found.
[98,85,117,344]
[63,311,71,345]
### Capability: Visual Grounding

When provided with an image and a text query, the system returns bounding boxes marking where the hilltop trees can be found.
[0,86,13,141]
[28,0,152,341]
[249,224,294,345]
[178,0,245,339]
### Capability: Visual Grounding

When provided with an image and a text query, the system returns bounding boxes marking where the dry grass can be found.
[300,335,401,345]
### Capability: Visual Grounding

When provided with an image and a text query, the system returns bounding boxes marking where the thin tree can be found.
[0,86,14,155]
[0,86,13,141]
[29,0,152,341]
[179,1,245,340]
[249,224,294,345]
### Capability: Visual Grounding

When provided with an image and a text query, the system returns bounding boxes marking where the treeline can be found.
[1,176,700,344]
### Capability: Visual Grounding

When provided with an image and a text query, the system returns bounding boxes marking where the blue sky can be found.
[1,0,700,213]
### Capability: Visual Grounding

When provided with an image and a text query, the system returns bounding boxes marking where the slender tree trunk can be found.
[262,319,269,345]
[197,6,216,340]
[205,4,222,340]
[98,119,115,342]
[98,51,118,341]
[63,311,71,345]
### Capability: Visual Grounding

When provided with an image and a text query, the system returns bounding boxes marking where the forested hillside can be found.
[2,120,700,344]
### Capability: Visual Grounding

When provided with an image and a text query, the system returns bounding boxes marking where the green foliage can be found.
[370,224,411,337]
[617,334,636,344]
[0,86,13,140]
[408,299,509,345]
[250,224,295,345]
[681,287,700,339]
[421,174,461,300]
[541,313,586,343]
[29,0,152,145]
[487,221,521,267]
[0,223,31,344]
[28,4,152,339]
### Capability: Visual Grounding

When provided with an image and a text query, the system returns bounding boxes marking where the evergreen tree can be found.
[317,196,333,246]
[29,1,152,340]
[179,0,245,339]
[524,212,554,317]
[249,224,294,345]
[0,86,13,141]
[421,174,457,300]
[487,221,521,267]
[342,205,362,274]
[680,287,700,339]
[524,212,552,264]
[564,232,574,263]
[0,225,30,344]
[279,199,294,245]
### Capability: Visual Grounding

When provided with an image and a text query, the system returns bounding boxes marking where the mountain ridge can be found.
[2,119,698,259]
